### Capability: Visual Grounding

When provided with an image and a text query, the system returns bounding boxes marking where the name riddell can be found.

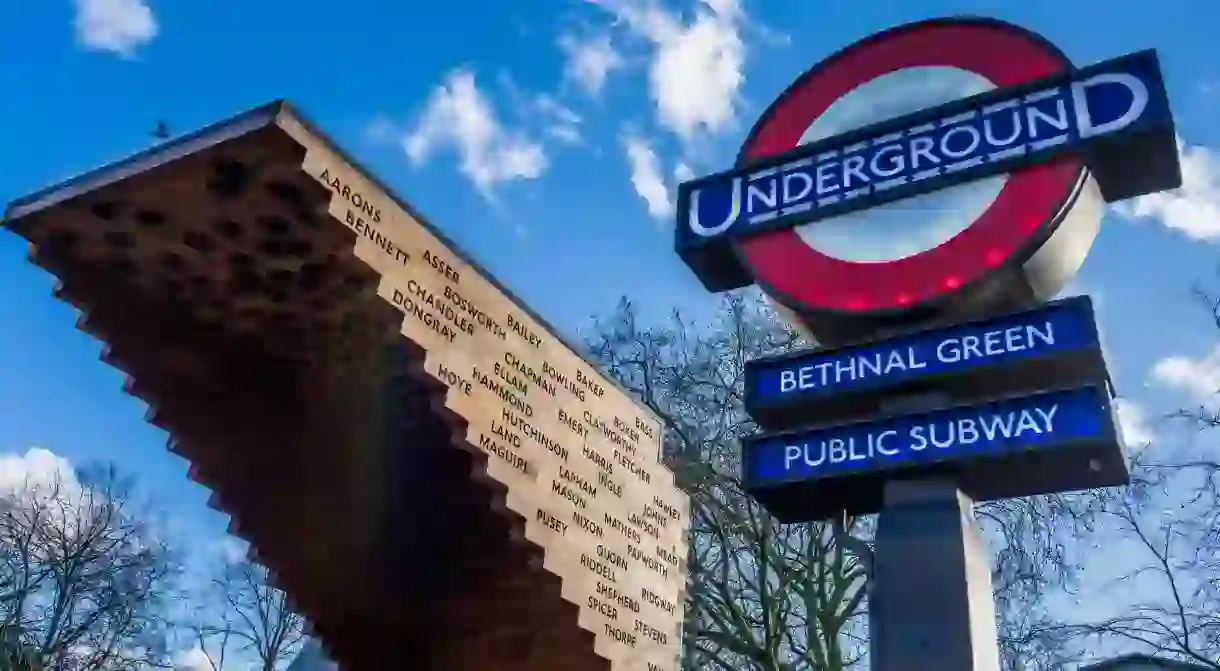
[781,404,1058,471]
[680,53,1158,242]
[778,321,1054,393]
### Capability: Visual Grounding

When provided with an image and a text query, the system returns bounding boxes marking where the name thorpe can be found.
[679,54,1162,242]
[746,387,1108,482]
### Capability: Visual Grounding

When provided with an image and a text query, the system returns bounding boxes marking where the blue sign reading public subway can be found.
[745,386,1111,486]
[677,50,1170,250]
[749,297,1098,404]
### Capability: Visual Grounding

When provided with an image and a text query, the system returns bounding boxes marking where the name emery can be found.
[777,320,1055,393]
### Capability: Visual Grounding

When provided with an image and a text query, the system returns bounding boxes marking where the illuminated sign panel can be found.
[676,50,1174,268]
[673,18,1181,346]
[744,385,1125,521]
[746,296,1107,427]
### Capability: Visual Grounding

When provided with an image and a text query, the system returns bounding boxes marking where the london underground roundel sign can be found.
[674,17,1180,345]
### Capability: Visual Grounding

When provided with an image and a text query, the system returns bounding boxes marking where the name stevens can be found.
[778,321,1055,393]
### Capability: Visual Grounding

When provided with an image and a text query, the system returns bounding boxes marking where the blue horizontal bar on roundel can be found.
[742,384,1127,523]
[675,49,1179,293]
[744,295,1108,429]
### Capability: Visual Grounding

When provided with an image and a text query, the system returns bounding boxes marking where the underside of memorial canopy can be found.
[1,101,612,671]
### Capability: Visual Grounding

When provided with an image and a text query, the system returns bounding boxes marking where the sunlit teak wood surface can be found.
[2,101,690,671]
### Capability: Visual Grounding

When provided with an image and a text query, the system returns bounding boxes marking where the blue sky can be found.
[3,0,1220,662]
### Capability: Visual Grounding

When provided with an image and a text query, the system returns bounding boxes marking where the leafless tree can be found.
[1057,286,1220,669]
[0,464,178,671]
[187,560,304,671]
[585,292,1101,670]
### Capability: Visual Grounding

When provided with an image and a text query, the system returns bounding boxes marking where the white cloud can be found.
[403,69,548,199]
[623,134,674,220]
[1150,345,1220,409]
[559,32,624,97]
[592,0,747,143]
[0,447,80,496]
[1114,398,1156,450]
[73,0,158,58]
[534,95,584,145]
[1113,137,1220,241]
[175,646,215,671]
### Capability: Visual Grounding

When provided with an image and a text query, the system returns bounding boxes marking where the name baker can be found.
[781,403,1059,472]
[778,320,1055,393]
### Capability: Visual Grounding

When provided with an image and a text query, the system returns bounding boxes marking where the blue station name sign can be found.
[743,385,1126,521]
[677,50,1178,291]
[746,296,1107,428]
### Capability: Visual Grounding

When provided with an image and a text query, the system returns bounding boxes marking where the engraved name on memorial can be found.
[2,102,691,671]
[280,115,691,670]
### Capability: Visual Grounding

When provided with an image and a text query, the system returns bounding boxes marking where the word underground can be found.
[750,299,1094,401]
[746,387,1107,484]
[679,51,1163,243]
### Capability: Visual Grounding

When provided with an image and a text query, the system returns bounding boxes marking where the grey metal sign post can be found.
[870,479,999,671]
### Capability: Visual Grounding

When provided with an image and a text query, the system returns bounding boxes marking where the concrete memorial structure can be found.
[675,16,1181,671]
[3,103,689,671]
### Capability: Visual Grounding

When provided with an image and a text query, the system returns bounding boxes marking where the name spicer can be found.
[678,50,1165,246]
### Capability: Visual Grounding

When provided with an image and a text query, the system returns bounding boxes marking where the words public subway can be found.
[747,387,1111,484]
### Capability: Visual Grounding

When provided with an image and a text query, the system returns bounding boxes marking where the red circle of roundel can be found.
[735,19,1084,315]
